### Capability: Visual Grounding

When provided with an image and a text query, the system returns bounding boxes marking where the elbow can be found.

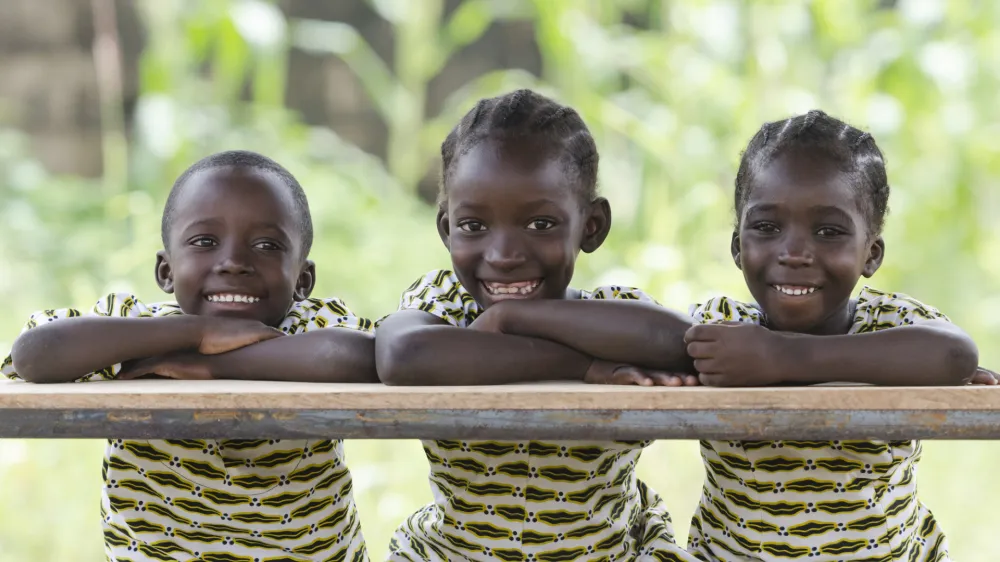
[375,330,429,386]
[944,336,979,385]
[10,335,58,384]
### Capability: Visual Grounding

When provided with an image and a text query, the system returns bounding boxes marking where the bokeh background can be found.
[1,0,998,560]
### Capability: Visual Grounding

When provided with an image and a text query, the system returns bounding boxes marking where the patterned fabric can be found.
[386,270,696,562]
[686,287,951,562]
[2,293,371,562]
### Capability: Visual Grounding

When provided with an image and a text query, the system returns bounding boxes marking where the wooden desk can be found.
[1,380,997,440]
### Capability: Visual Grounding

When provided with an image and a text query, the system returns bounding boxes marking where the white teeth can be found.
[206,294,259,303]
[485,280,540,295]
[773,285,817,296]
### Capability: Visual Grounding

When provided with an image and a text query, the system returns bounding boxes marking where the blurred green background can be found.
[1,0,998,560]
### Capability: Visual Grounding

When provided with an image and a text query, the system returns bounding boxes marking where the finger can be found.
[683,375,701,386]
[648,373,683,387]
[969,368,998,385]
[686,341,716,359]
[684,324,723,344]
[693,359,721,375]
[613,366,653,387]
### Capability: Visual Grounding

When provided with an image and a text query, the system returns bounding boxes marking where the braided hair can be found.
[735,110,889,234]
[439,89,599,204]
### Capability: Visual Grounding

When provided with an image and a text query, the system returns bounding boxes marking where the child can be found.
[683,111,979,561]
[376,89,699,561]
[3,151,375,561]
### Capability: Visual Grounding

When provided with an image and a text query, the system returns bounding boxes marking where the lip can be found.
[480,278,543,301]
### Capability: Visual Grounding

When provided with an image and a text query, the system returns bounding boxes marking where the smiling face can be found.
[734,147,884,335]
[439,138,610,309]
[156,167,315,327]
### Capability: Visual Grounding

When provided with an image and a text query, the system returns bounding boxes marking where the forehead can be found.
[747,149,861,212]
[449,139,574,204]
[174,166,298,221]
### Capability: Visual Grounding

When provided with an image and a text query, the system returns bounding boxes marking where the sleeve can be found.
[587,286,659,303]
[2,293,155,382]
[688,295,765,326]
[393,269,480,328]
[286,297,374,334]
[853,287,950,333]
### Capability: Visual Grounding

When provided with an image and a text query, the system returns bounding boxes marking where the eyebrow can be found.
[745,203,855,222]
[453,198,566,213]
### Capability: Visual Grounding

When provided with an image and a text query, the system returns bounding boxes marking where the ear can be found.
[730,231,742,270]
[436,207,451,250]
[154,250,175,293]
[294,260,317,301]
[580,197,612,253]
[862,236,885,278]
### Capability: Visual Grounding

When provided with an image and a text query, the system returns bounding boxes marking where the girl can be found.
[5,151,375,561]
[376,89,699,561]
[683,111,979,561]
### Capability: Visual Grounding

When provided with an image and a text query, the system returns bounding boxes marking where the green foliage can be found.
[1,0,998,560]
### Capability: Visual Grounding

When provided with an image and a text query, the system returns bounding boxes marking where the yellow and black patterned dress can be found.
[686,287,951,562]
[1,293,370,562]
[385,270,696,562]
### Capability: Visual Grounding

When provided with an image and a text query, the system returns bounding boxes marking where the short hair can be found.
[160,150,313,256]
[735,110,889,235]
[439,89,599,204]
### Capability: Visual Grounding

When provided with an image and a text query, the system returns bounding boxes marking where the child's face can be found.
[734,148,883,334]
[439,139,610,309]
[155,167,315,327]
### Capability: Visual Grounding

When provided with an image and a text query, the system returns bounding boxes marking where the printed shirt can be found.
[687,287,951,562]
[385,270,696,562]
[2,293,371,562]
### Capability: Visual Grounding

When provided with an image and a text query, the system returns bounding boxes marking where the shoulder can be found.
[688,295,764,325]
[397,269,480,327]
[853,286,949,332]
[583,286,658,303]
[93,292,179,318]
[285,296,374,333]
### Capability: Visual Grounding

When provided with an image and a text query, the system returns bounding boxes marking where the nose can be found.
[213,243,255,275]
[483,230,527,272]
[777,235,814,268]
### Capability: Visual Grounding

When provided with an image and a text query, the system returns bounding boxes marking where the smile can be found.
[771,285,819,296]
[205,293,260,304]
[482,279,541,297]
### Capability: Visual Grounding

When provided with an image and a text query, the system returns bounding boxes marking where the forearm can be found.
[207,329,378,383]
[781,323,979,386]
[495,300,695,372]
[11,316,203,383]
[377,325,592,386]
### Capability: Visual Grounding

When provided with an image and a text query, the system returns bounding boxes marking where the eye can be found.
[254,240,282,251]
[526,218,556,231]
[457,220,486,233]
[816,227,846,237]
[750,222,779,233]
[189,237,217,248]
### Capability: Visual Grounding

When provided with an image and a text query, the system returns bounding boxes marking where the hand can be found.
[685,322,790,387]
[969,366,999,385]
[118,352,213,380]
[468,305,506,333]
[198,317,284,354]
[584,358,699,387]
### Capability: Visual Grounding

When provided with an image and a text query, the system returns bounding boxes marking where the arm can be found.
[11,316,206,384]
[204,328,377,383]
[375,309,593,386]
[780,320,978,386]
[482,299,695,373]
[687,320,979,387]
